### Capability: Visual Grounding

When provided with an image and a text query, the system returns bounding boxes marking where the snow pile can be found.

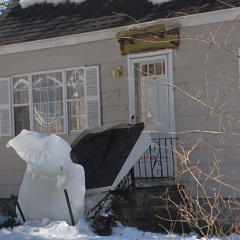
[1,219,233,240]
[7,130,85,224]
[20,0,171,9]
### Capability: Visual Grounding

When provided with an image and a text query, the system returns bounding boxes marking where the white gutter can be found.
[0,6,240,55]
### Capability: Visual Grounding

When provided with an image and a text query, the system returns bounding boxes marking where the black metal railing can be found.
[134,137,177,182]
[116,137,177,190]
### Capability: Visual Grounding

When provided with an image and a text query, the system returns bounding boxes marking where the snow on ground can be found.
[0,219,239,240]
[20,0,171,8]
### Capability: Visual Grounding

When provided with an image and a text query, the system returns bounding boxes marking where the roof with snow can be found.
[0,0,240,47]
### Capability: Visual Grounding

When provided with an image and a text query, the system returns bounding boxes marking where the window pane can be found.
[32,74,41,88]
[68,101,85,116]
[13,76,29,104]
[76,69,84,84]
[70,116,85,131]
[56,118,64,132]
[54,72,63,84]
[66,69,85,100]
[156,62,166,75]
[40,74,48,88]
[14,106,30,135]
[13,76,29,91]
[67,84,84,100]
[149,64,154,75]
[32,72,64,133]
[141,64,147,77]
[66,70,75,86]
[68,101,85,131]
[33,88,40,103]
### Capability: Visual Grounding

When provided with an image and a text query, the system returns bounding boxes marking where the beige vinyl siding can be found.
[174,20,240,197]
[0,137,25,197]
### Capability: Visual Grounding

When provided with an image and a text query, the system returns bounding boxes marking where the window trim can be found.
[11,66,100,136]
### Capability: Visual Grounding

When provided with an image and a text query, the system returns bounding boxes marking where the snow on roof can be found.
[20,0,85,8]
[20,0,171,9]
[150,0,171,4]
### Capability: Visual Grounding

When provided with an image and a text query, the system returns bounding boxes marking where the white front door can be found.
[128,51,176,179]
[139,58,170,137]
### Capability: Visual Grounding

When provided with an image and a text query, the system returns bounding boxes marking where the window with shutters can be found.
[8,66,101,136]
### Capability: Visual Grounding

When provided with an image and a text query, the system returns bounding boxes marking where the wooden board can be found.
[117,24,179,55]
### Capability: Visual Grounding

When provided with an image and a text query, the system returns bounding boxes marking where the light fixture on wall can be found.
[112,66,122,79]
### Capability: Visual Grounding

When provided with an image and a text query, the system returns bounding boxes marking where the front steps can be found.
[112,185,190,233]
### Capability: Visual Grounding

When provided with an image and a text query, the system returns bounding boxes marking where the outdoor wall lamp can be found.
[112,66,122,79]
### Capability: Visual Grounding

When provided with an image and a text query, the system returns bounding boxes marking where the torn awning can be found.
[71,123,151,190]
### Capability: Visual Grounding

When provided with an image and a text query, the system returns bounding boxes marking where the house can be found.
[0,0,240,217]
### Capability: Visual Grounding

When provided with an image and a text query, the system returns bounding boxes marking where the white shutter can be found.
[85,66,101,128]
[0,78,11,136]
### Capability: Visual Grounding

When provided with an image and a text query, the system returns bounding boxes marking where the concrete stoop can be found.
[112,185,240,235]
[112,185,191,234]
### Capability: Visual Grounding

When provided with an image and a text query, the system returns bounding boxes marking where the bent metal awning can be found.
[71,123,151,190]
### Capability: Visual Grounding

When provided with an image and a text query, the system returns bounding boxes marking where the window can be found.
[66,68,86,131]
[0,66,101,137]
[32,71,64,134]
[12,75,30,135]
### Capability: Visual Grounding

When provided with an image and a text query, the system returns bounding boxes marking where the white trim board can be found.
[0,7,240,55]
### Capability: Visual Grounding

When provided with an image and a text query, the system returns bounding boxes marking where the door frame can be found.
[127,50,176,136]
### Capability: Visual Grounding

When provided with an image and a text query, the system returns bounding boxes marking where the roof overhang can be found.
[0,6,239,55]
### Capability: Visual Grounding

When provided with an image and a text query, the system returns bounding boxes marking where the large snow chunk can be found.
[7,130,85,224]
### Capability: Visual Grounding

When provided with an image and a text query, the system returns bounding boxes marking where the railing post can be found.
[130,168,136,189]
[149,145,154,181]
[64,189,75,226]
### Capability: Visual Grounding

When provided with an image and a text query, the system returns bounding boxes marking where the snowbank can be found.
[20,0,171,9]
[7,130,85,224]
